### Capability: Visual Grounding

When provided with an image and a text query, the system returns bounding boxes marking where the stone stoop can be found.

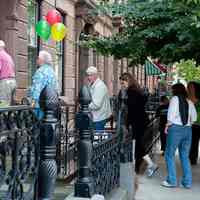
[64,188,128,200]
[120,162,135,200]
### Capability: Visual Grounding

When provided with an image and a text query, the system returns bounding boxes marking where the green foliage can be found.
[81,0,200,65]
[182,0,200,4]
[28,0,36,25]
[176,59,200,81]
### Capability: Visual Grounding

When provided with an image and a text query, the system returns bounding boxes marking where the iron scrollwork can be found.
[92,132,120,195]
[56,102,79,179]
[0,106,40,200]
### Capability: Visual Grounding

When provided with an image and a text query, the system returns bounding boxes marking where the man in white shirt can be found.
[86,66,112,131]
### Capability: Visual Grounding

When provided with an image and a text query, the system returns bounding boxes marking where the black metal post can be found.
[74,85,94,198]
[37,87,59,200]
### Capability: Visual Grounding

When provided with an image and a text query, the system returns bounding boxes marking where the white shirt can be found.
[167,96,197,126]
[89,78,112,122]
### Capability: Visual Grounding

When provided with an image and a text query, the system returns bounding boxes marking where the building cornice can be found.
[76,0,113,30]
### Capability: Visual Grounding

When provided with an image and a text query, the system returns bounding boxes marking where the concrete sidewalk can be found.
[135,153,200,200]
[54,181,73,200]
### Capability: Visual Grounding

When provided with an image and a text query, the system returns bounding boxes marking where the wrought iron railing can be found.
[112,91,133,164]
[74,87,161,198]
[120,129,133,163]
[56,102,79,180]
[56,103,69,177]
[74,86,122,197]
[0,106,40,200]
[146,110,156,121]
[0,87,76,199]
[143,112,160,155]
[145,95,160,111]
[21,95,79,183]
[92,131,120,195]
[113,91,161,163]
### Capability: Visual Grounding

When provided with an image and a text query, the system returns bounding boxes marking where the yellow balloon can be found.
[51,23,68,41]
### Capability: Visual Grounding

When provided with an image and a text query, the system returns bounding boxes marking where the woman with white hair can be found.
[30,50,58,119]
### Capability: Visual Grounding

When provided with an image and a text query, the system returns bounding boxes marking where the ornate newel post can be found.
[74,85,94,197]
[38,87,59,200]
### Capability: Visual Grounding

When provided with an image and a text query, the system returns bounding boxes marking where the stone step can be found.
[54,181,74,200]
[0,180,73,200]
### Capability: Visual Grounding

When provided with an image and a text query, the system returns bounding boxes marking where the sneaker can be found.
[147,165,159,177]
[161,180,176,188]
[179,183,191,189]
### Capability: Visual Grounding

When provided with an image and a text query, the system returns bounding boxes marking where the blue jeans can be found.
[165,124,192,186]
[93,119,107,132]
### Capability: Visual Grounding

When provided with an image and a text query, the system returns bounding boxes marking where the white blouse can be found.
[167,96,197,126]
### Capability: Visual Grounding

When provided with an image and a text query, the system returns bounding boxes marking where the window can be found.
[54,13,65,95]
[54,41,64,95]
[104,56,109,85]
[93,49,97,67]
[27,0,38,86]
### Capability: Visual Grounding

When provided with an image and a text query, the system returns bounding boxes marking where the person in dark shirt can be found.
[187,81,200,165]
[156,96,169,154]
[120,73,157,176]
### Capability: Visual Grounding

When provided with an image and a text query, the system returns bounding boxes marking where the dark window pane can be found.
[28,0,37,86]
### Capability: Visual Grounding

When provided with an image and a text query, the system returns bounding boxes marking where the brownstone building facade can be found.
[0,0,156,105]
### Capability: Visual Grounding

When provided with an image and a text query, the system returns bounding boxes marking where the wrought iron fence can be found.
[74,90,161,198]
[143,112,160,155]
[145,95,160,111]
[0,106,40,200]
[92,131,120,195]
[0,94,81,198]
[56,102,78,180]
[120,129,133,163]
[146,110,156,121]
[21,95,79,182]
[111,94,133,164]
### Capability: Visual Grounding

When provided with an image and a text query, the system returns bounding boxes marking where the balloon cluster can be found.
[36,10,68,42]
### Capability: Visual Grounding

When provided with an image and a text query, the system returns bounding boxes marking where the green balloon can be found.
[35,20,51,41]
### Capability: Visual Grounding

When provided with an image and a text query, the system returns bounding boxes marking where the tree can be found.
[81,0,200,65]
[176,59,200,82]
[184,0,200,4]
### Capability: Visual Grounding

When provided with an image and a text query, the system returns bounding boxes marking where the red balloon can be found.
[46,9,61,25]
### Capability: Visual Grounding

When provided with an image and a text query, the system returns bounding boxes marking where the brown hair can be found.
[187,81,199,103]
[119,72,142,93]
[171,83,187,98]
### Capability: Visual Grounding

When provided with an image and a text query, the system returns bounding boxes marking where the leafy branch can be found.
[81,0,200,65]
